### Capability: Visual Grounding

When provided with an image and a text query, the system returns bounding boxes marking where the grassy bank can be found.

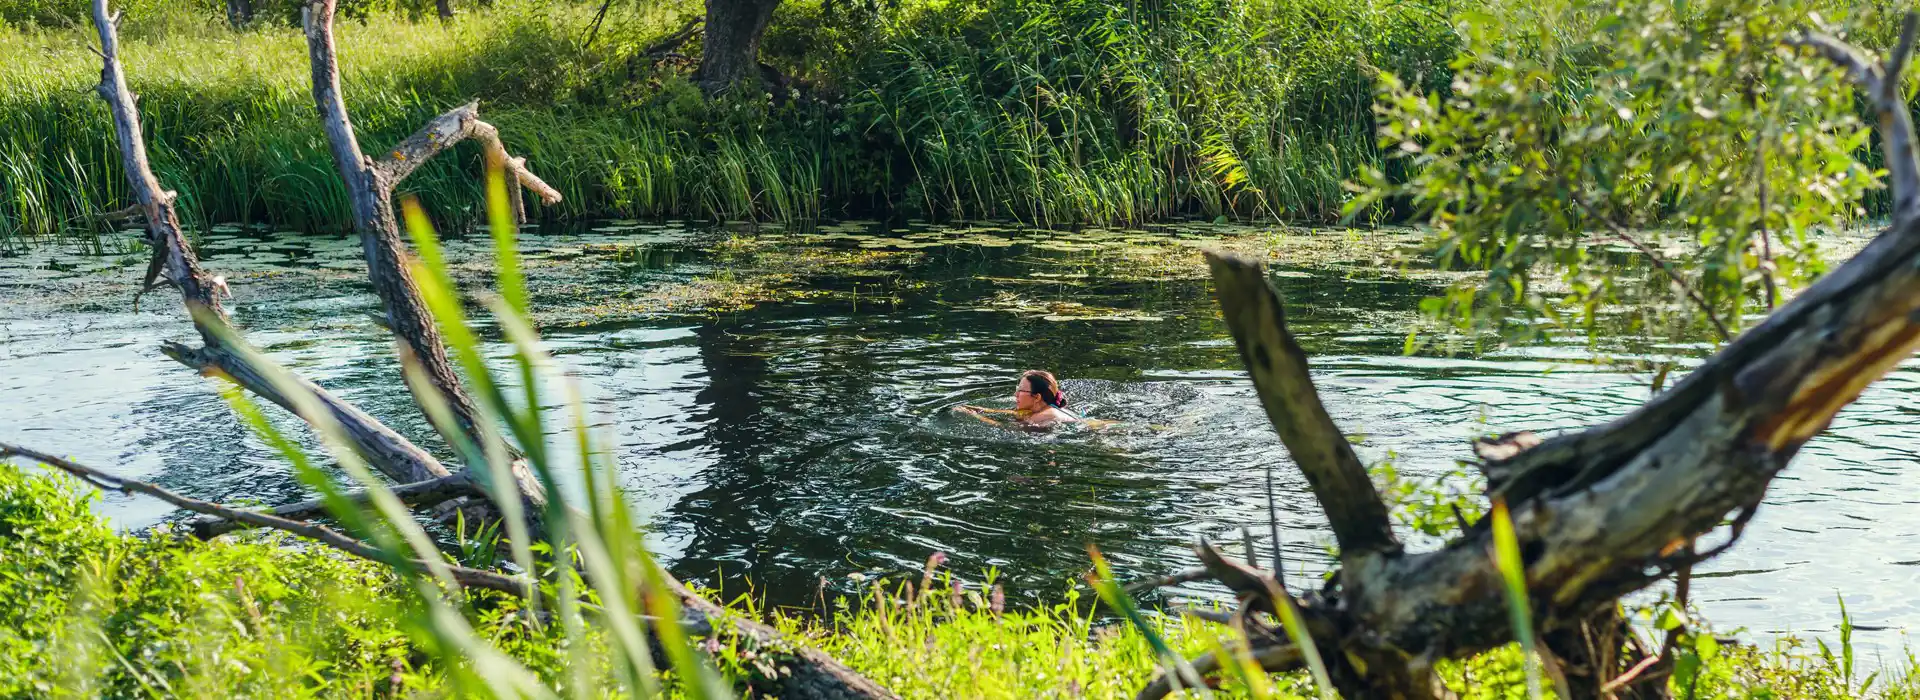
[0,0,1456,241]
[4,463,1914,698]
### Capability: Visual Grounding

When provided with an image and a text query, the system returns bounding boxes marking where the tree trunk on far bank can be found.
[435,0,453,21]
[226,0,252,26]
[698,0,780,94]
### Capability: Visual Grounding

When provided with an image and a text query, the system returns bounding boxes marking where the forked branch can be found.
[374,100,562,223]
[1207,251,1400,561]
[303,0,551,517]
[1791,12,1920,223]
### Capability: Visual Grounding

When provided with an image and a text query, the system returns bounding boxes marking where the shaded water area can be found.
[3,221,1918,654]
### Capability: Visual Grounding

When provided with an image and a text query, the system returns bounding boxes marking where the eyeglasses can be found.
[1014,389,1035,396]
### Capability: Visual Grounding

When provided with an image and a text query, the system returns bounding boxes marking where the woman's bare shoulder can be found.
[1020,408,1078,428]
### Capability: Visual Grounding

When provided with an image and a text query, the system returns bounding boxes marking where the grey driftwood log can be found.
[1135,14,1920,700]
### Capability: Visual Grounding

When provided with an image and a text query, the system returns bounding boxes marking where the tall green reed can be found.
[2,0,1457,241]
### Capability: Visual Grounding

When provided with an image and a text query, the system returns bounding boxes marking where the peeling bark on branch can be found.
[164,341,452,483]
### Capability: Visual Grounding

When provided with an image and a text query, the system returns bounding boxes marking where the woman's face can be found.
[1013,382,1045,412]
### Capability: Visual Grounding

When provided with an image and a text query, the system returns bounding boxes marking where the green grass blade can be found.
[1087,545,1211,697]
[1491,498,1543,700]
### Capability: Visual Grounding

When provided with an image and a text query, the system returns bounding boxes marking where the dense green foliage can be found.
[0,465,425,696]
[6,464,1919,698]
[0,0,1455,240]
[1358,0,1910,346]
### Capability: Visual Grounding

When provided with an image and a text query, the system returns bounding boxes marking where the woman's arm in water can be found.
[953,405,1007,426]
[961,405,1019,416]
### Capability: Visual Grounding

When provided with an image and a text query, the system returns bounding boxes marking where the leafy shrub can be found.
[0,462,424,697]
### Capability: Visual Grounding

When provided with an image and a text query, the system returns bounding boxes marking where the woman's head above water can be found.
[1014,370,1068,413]
[953,369,1078,428]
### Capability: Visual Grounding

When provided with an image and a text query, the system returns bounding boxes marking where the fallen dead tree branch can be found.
[303,0,552,519]
[89,0,452,488]
[1134,16,1920,698]
[182,472,481,539]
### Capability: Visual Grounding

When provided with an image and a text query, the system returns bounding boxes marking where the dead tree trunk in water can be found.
[302,0,556,520]
[697,0,780,93]
[76,2,898,697]
[90,0,451,489]
[1135,15,1920,700]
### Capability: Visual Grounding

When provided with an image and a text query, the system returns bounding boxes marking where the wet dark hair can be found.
[1021,370,1067,409]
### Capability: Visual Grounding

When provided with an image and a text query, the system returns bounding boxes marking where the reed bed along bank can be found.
[0,0,1456,241]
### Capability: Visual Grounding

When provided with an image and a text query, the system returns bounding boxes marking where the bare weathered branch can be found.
[91,0,221,334]
[1125,567,1208,594]
[164,340,452,483]
[1791,13,1920,223]
[183,472,480,539]
[0,443,521,597]
[1193,539,1282,614]
[371,100,563,214]
[302,0,548,517]
[1207,251,1399,561]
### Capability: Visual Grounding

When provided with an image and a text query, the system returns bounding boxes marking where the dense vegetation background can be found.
[0,0,1458,239]
[10,0,1920,696]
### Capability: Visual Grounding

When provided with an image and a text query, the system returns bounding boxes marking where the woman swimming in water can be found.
[955,370,1079,429]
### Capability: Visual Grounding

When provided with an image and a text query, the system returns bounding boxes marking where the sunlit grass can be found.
[0,0,1451,244]
[10,453,1920,697]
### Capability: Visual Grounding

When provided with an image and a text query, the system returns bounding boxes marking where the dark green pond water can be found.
[3,221,1917,654]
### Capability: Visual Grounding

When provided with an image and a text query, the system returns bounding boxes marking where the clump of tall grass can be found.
[2,0,1459,242]
[814,0,1454,224]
